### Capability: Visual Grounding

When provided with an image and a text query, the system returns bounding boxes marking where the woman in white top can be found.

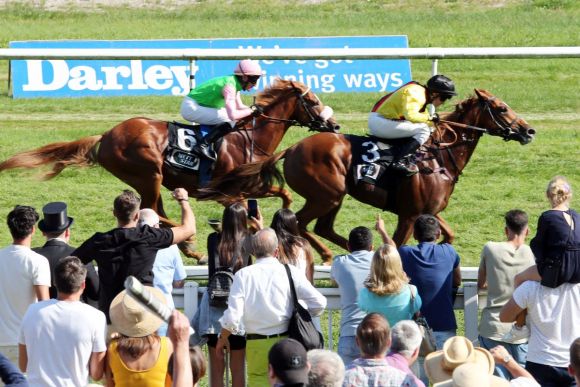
[270,209,315,283]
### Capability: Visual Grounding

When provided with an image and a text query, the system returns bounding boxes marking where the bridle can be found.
[440,96,522,141]
[252,83,331,132]
[236,84,332,161]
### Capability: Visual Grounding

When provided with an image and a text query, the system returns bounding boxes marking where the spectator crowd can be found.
[0,175,578,387]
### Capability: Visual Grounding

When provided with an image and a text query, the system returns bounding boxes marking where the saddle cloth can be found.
[164,122,222,185]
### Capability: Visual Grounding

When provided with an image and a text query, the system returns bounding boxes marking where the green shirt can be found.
[187,75,242,108]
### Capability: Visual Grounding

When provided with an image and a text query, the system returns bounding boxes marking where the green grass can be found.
[0,1,579,267]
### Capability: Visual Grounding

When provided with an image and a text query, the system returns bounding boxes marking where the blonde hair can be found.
[364,244,409,296]
[546,176,572,208]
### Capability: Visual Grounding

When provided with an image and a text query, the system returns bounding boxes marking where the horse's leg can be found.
[295,201,337,264]
[392,215,417,247]
[435,214,455,244]
[313,201,349,255]
[269,186,293,209]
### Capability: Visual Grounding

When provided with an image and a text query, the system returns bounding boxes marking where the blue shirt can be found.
[358,284,422,327]
[399,242,460,331]
[153,244,187,310]
[330,250,373,337]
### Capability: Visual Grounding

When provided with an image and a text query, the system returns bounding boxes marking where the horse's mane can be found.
[255,79,308,106]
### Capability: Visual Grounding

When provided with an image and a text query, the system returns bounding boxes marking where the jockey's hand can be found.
[431,113,440,124]
[250,104,264,117]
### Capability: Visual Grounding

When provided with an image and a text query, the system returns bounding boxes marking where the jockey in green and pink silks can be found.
[180,59,263,160]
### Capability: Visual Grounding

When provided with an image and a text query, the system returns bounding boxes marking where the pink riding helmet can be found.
[233,59,262,76]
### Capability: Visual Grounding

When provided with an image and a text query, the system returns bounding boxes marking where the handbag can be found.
[284,264,324,350]
[409,285,436,357]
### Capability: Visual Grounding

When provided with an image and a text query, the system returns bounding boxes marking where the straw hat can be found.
[424,336,494,384]
[109,287,166,337]
[433,363,509,387]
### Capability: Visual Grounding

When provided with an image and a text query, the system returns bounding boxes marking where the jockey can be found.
[367,74,457,175]
[180,59,264,161]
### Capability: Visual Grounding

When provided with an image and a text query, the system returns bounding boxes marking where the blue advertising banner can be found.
[10,36,410,98]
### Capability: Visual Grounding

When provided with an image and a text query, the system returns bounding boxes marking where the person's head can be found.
[190,346,207,386]
[252,228,279,259]
[546,175,572,208]
[234,59,262,91]
[138,208,160,228]
[390,320,423,364]
[434,362,509,387]
[426,74,457,107]
[38,201,74,240]
[109,287,166,358]
[347,226,373,252]
[218,202,250,267]
[268,338,310,386]
[356,313,391,358]
[413,214,441,242]
[504,209,528,236]
[113,189,141,225]
[307,349,345,387]
[270,208,305,264]
[424,336,494,384]
[7,205,39,241]
[364,244,409,295]
[569,337,580,384]
[54,256,87,295]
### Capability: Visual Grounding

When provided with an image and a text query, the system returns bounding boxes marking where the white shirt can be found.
[513,281,580,367]
[0,245,51,345]
[219,257,326,336]
[153,244,187,309]
[19,299,107,387]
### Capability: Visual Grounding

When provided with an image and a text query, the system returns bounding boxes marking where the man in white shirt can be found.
[0,205,51,365]
[500,280,580,386]
[19,256,107,387]
[216,228,327,386]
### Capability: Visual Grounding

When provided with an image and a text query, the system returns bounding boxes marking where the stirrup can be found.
[194,143,216,161]
[390,160,418,176]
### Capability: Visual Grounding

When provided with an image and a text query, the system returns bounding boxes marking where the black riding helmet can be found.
[426,74,457,96]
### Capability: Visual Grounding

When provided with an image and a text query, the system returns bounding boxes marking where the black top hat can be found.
[38,202,74,233]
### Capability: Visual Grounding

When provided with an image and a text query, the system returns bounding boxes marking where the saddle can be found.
[164,122,223,185]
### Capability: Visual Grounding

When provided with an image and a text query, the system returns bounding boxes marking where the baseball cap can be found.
[268,339,309,386]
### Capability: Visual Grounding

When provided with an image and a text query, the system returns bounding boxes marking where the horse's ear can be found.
[474,89,486,101]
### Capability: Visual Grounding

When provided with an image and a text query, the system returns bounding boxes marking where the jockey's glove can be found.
[431,113,440,124]
[251,104,264,117]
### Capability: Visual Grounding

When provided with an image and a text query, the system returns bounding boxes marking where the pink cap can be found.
[233,59,262,76]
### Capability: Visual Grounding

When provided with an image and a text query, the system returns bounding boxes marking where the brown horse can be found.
[198,89,536,262]
[0,79,339,258]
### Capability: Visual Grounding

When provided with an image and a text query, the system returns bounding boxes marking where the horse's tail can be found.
[0,135,103,180]
[196,149,288,202]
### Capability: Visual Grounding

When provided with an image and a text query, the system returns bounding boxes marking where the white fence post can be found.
[183,281,199,321]
[463,282,480,343]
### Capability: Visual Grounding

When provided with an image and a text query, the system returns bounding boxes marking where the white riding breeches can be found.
[368,112,432,145]
[180,96,235,127]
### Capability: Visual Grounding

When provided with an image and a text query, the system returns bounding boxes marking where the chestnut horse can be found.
[0,79,339,258]
[198,89,536,262]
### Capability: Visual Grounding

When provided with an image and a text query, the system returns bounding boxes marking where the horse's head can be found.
[256,79,340,133]
[473,89,535,144]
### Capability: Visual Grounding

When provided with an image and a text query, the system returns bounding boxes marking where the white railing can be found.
[1,47,580,60]
[172,266,486,348]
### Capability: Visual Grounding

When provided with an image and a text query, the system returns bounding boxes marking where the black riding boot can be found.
[390,138,421,176]
[194,123,232,161]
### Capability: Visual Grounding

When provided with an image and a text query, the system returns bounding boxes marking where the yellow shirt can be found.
[108,336,171,387]
[372,82,432,124]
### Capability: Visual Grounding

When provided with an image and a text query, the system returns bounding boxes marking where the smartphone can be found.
[247,199,258,219]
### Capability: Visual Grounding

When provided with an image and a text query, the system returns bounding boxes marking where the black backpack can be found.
[207,256,237,308]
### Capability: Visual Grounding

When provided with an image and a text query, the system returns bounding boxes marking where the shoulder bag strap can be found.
[284,264,299,308]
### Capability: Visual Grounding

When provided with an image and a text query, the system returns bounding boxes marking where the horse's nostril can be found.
[334,125,341,131]
[527,128,536,136]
